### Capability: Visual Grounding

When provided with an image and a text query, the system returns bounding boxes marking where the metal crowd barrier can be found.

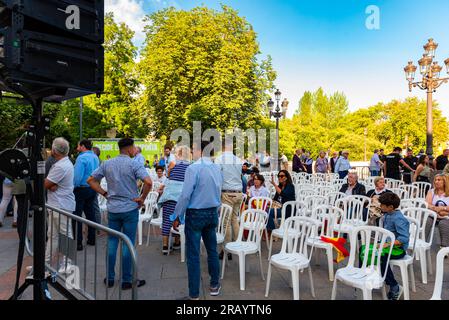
[25,204,139,300]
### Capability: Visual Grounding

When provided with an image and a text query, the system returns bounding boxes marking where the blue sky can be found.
[106,0,449,118]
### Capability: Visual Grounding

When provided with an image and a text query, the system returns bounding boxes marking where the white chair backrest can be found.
[145,191,159,205]
[400,198,428,211]
[237,209,268,243]
[400,184,419,199]
[348,226,395,281]
[296,189,317,203]
[279,216,318,261]
[336,196,366,224]
[316,186,334,196]
[430,247,449,300]
[239,193,248,216]
[385,178,404,189]
[304,195,328,214]
[249,196,272,212]
[327,192,347,206]
[278,201,307,229]
[405,216,420,260]
[412,182,432,199]
[217,204,233,238]
[311,205,344,238]
[349,195,372,209]
[390,188,407,199]
[402,207,437,246]
[152,181,162,192]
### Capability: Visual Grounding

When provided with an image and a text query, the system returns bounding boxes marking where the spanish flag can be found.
[320,236,349,263]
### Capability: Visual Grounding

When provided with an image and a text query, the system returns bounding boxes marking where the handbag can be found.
[359,244,405,265]
[368,195,383,226]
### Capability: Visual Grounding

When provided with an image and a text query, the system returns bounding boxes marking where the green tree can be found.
[84,13,144,138]
[138,5,276,137]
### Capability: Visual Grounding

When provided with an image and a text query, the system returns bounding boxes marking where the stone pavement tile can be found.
[0,256,32,300]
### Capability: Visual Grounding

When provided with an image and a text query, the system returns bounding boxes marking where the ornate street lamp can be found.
[404,38,449,159]
[268,89,284,171]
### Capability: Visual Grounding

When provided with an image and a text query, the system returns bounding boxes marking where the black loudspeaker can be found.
[0,0,104,102]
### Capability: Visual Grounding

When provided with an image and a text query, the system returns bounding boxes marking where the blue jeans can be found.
[338,170,349,179]
[267,208,283,231]
[370,170,380,177]
[73,187,98,245]
[107,209,138,283]
[185,207,220,298]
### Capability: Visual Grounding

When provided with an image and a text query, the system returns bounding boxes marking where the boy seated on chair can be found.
[360,192,410,300]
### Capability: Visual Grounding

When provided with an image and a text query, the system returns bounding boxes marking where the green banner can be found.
[91,140,162,163]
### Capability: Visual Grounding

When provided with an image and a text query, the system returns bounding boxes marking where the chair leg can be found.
[410,263,416,292]
[180,237,185,263]
[137,220,143,246]
[399,265,410,300]
[427,250,433,276]
[381,285,387,300]
[326,247,334,281]
[291,270,300,300]
[331,279,338,300]
[221,250,227,280]
[419,249,428,284]
[265,263,272,297]
[268,234,274,261]
[264,229,270,251]
[146,222,151,246]
[308,267,315,298]
[362,288,372,300]
[239,253,246,291]
[258,250,265,280]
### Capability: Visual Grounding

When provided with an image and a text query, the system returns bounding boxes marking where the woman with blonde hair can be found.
[426,174,449,247]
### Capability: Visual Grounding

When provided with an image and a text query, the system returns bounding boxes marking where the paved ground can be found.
[1,214,448,300]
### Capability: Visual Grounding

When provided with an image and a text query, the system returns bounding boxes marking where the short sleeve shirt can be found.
[92,154,149,213]
[46,157,76,212]
[385,153,402,176]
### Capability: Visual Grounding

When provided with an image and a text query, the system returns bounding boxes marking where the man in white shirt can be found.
[164,145,176,177]
[215,139,243,260]
[44,137,76,272]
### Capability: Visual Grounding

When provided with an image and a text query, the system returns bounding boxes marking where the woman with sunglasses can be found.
[267,170,296,234]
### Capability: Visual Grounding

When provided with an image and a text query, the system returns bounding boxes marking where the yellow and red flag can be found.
[320,236,349,263]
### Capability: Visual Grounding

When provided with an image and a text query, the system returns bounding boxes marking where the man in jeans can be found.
[172,141,223,300]
[215,139,243,261]
[88,138,153,290]
[73,139,100,251]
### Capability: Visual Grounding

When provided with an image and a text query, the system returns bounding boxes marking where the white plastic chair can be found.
[387,216,419,300]
[402,207,437,284]
[385,178,404,189]
[390,188,407,199]
[97,194,108,225]
[331,226,395,300]
[303,195,328,216]
[430,247,449,300]
[265,216,318,300]
[307,205,345,281]
[327,192,347,206]
[316,186,334,197]
[399,198,428,211]
[169,224,185,262]
[296,189,317,203]
[268,201,306,259]
[216,204,233,246]
[400,184,419,199]
[148,207,163,246]
[412,182,432,199]
[335,196,367,237]
[137,191,158,246]
[247,196,272,249]
[152,181,162,193]
[221,209,268,291]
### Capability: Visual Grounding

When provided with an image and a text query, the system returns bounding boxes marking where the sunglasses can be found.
[278,174,286,178]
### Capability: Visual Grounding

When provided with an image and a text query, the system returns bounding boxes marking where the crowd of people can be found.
[1,137,449,300]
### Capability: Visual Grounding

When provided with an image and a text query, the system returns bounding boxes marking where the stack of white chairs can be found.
[221,209,268,291]
[265,216,318,300]
[331,226,395,300]
[137,191,159,246]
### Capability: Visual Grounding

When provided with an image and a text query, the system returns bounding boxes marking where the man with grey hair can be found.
[44,137,76,273]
